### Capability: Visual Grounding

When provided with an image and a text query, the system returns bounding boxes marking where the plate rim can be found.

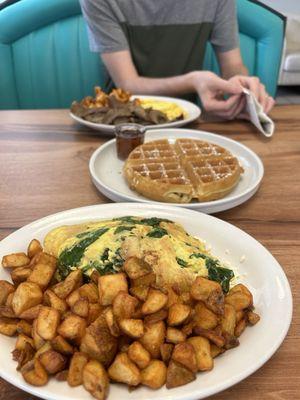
[89,128,264,211]
[0,203,293,400]
[69,94,201,134]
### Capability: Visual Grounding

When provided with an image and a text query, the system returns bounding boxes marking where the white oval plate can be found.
[70,95,201,135]
[0,203,292,400]
[89,129,264,214]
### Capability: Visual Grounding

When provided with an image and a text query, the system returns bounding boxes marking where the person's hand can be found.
[191,71,246,120]
[228,75,275,114]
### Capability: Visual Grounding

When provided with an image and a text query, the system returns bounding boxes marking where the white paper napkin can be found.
[243,88,275,137]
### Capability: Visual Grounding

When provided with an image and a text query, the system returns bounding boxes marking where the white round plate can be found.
[0,203,292,400]
[70,95,201,135]
[89,129,264,214]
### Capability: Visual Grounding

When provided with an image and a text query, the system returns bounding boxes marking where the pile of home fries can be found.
[80,87,132,109]
[0,239,260,400]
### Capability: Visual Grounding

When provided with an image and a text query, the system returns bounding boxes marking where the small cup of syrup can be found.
[115,123,145,160]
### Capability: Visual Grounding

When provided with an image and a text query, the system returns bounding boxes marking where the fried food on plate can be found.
[0,218,260,400]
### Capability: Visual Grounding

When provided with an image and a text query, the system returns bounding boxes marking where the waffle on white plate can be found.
[123,139,244,203]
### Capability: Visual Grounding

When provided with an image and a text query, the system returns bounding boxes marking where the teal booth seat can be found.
[0,0,284,109]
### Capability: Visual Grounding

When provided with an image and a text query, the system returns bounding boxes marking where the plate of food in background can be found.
[0,203,292,400]
[70,87,201,134]
[89,129,264,214]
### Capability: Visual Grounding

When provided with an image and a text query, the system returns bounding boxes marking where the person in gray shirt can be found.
[80,0,274,119]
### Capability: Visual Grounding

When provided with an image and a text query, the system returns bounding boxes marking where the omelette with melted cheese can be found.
[44,216,233,291]
[139,99,186,121]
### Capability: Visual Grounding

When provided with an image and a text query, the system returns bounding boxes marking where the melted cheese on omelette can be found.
[44,216,220,290]
[139,99,186,121]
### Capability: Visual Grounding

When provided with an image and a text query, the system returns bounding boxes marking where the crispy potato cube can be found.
[98,273,128,306]
[37,306,60,340]
[16,320,32,337]
[172,342,197,373]
[193,326,225,348]
[112,291,138,320]
[119,319,144,338]
[11,267,31,286]
[0,280,15,305]
[144,309,168,325]
[15,333,34,350]
[130,272,156,288]
[55,370,69,381]
[191,277,224,315]
[142,289,168,315]
[118,335,132,353]
[27,239,43,259]
[71,298,89,318]
[11,282,43,316]
[124,257,151,279]
[68,352,89,386]
[236,310,245,323]
[166,360,196,389]
[108,352,140,386]
[83,360,109,400]
[160,343,174,364]
[194,302,219,330]
[166,287,181,308]
[141,360,167,389]
[225,284,253,311]
[2,253,30,268]
[79,283,99,303]
[210,343,225,358]
[129,285,149,302]
[235,318,247,337]
[44,290,68,314]
[66,289,81,308]
[80,314,117,367]
[87,303,103,325]
[104,308,120,337]
[140,321,166,358]
[5,291,14,307]
[39,350,66,374]
[27,261,56,289]
[51,335,74,355]
[34,342,52,359]
[168,303,191,326]
[166,327,186,344]
[12,342,35,370]
[187,336,213,371]
[128,341,151,369]
[32,319,45,350]
[52,270,82,299]
[247,311,260,325]
[0,317,19,336]
[21,358,48,386]
[0,305,15,318]
[58,313,86,345]
[221,304,236,337]
[19,304,42,320]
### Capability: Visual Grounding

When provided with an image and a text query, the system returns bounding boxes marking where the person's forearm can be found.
[221,63,248,79]
[118,72,197,96]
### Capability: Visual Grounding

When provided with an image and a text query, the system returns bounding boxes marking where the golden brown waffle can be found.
[123,139,243,203]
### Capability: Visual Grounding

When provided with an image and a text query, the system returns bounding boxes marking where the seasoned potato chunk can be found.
[71,298,89,318]
[187,336,213,371]
[119,319,144,338]
[221,303,236,337]
[172,342,197,373]
[32,319,45,350]
[27,261,56,289]
[19,305,42,320]
[44,290,68,314]
[247,311,260,325]
[166,360,196,389]
[160,343,174,364]
[104,308,120,337]
[16,320,32,336]
[191,277,224,315]
[129,285,149,302]
[51,335,74,355]
[124,257,151,279]
[141,360,167,389]
[194,302,219,330]
[15,333,34,350]
[37,306,60,341]
[11,282,43,316]
[98,273,128,306]
[0,317,19,336]
[166,327,186,344]
[142,289,168,315]
[79,283,99,303]
[83,360,109,400]
[108,352,140,386]
[225,284,253,311]
[27,239,43,259]
[39,350,66,374]
[52,270,82,299]
[0,281,15,306]
[68,352,89,386]
[112,291,138,320]
[168,303,191,326]
[58,314,86,345]
[140,321,166,358]
[128,341,151,369]
[2,253,30,268]
[11,267,31,286]
[21,358,48,386]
